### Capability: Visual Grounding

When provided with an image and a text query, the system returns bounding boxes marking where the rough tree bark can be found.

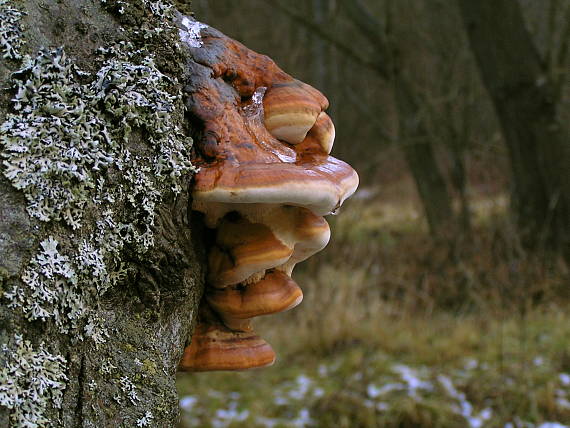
[0,0,205,426]
[458,0,570,257]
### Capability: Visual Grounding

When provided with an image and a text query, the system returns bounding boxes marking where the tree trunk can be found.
[310,0,337,119]
[339,0,458,239]
[458,0,570,256]
[394,76,458,239]
[0,1,205,426]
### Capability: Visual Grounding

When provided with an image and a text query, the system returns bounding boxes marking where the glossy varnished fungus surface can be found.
[178,323,276,372]
[207,270,303,320]
[178,304,275,372]
[193,157,358,215]
[208,217,293,288]
[178,15,358,371]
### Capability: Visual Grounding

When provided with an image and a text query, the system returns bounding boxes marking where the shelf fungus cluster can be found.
[177,16,359,372]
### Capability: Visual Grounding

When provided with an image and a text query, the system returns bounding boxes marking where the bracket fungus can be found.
[177,16,359,372]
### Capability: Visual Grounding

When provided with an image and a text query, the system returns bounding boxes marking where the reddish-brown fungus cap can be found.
[193,156,358,216]
[288,207,331,264]
[207,270,303,320]
[181,15,358,217]
[297,112,336,155]
[263,80,328,145]
[209,215,293,287]
[178,321,276,372]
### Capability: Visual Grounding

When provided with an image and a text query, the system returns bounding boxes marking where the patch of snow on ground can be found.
[289,375,313,400]
[179,362,570,427]
[393,364,433,397]
[179,395,197,412]
[438,375,492,428]
[367,382,405,398]
[290,408,314,428]
[211,401,249,428]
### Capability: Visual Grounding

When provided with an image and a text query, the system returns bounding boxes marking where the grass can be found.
[177,193,570,428]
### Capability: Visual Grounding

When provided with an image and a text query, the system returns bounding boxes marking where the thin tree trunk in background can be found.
[446,78,473,237]
[423,1,473,237]
[394,77,458,239]
[311,0,338,120]
[311,0,328,91]
[458,0,570,256]
[450,140,471,234]
[340,0,458,239]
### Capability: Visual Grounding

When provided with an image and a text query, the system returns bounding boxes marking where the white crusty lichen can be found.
[99,359,118,376]
[0,335,67,427]
[106,362,147,408]
[101,0,176,39]
[2,48,116,228]
[179,16,208,48]
[143,0,173,18]
[118,376,140,405]
[136,410,154,427]
[101,0,173,17]
[2,45,193,230]
[5,236,113,336]
[0,0,27,60]
[7,237,78,322]
[1,43,195,338]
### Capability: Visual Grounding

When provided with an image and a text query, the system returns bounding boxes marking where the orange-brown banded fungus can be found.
[177,14,358,372]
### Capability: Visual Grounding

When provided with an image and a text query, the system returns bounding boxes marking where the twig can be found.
[259,0,385,76]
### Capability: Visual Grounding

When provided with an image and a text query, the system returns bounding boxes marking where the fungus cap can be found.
[178,322,276,372]
[207,270,303,320]
[193,156,359,217]
[297,112,336,155]
[263,80,328,145]
[208,216,294,288]
[288,208,331,265]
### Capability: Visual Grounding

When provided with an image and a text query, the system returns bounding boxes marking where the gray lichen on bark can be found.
[0,0,205,426]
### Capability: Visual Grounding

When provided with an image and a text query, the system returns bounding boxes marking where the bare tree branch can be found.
[553,3,570,103]
[263,0,386,76]
[546,0,559,67]
[338,0,391,78]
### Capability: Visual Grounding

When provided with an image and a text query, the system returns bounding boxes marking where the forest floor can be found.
[177,188,570,428]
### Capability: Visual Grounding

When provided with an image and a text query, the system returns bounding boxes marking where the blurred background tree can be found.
[459,0,570,257]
